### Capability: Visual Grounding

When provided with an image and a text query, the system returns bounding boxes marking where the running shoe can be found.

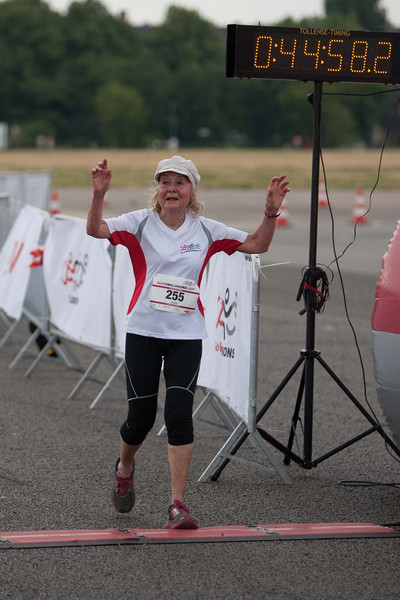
[165,499,199,529]
[111,457,135,513]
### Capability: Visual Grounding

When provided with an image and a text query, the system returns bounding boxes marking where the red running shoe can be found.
[111,457,135,514]
[165,499,199,529]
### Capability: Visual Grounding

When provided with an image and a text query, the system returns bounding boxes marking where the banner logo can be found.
[61,251,89,304]
[215,287,238,358]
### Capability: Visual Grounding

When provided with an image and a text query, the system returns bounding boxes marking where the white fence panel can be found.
[0,204,48,320]
[0,171,51,222]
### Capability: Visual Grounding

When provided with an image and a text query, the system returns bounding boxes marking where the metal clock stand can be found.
[208,79,400,481]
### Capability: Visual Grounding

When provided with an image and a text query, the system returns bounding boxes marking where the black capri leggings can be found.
[120,333,202,447]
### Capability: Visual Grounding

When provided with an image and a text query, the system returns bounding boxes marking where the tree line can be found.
[0,0,398,149]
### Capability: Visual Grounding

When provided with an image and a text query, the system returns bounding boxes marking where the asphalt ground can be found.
[0,187,399,599]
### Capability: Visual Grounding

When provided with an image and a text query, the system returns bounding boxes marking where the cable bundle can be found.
[297,266,330,315]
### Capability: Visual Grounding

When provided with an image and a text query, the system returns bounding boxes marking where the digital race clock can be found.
[226,25,400,84]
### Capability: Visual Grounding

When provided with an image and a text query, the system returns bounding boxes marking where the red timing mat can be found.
[0,522,399,549]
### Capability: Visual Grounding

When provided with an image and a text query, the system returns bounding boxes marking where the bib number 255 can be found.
[150,273,200,315]
[166,290,185,302]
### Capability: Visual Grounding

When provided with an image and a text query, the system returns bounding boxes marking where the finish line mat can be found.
[1,523,399,549]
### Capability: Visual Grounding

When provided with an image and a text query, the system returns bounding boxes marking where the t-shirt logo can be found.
[180,243,202,253]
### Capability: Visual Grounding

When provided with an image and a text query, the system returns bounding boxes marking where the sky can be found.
[44,0,400,28]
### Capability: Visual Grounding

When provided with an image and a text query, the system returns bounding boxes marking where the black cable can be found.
[296,264,333,315]
[323,87,400,97]
[319,90,400,465]
[338,480,400,488]
[320,153,378,444]
[326,90,400,267]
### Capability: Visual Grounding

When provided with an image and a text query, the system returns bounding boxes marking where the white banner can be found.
[43,216,112,349]
[0,204,47,319]
[113,244,135,353]
[198,252,257,423]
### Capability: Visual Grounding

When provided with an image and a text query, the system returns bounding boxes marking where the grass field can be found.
[0,147,399,189]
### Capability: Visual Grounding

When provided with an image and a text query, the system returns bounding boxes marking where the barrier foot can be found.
[68,352,105,399]
[9,328,41,370]
[0,318,20,350]
[23,334,81,377]
[198,422,291,484]
[0,309,11,331]
[90,359,125,409]
[23,336,55,377]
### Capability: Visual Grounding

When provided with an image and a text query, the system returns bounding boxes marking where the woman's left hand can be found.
[92,158,112,195]
[265,174,290,216]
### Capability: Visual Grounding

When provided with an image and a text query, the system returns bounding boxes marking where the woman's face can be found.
[157,171,192,214]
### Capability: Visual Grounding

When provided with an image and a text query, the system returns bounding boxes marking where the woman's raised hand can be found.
[92,158,112,194]
[265,174,290,215]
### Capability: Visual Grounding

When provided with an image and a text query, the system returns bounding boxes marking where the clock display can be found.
[226,25,400,84]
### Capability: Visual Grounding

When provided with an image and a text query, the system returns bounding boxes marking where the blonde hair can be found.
[150,184,204,215]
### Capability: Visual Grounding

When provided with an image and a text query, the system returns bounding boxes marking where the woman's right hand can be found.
[92,158,112,194]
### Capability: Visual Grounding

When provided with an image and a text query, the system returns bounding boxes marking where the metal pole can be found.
[302,81,323,467]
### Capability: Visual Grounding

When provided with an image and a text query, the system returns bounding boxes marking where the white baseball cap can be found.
[154,155,201,190]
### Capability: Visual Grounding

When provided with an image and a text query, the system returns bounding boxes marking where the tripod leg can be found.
[257,355,305,419]
[284,366,306,465]
[316,354,400,458]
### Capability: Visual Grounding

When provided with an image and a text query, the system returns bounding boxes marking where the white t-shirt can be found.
[106,209,248,339]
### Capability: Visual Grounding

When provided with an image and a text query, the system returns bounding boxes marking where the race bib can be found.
[150,273,200,314]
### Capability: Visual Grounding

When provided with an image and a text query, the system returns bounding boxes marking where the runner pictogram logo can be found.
[216,287,238,339]
[215,287,238,359]
[61,251,89,304]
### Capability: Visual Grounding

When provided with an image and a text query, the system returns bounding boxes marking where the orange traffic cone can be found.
[276,198,290,227]
[50,190,61,216]
[318,179,328,207]
[352,188,368,224]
